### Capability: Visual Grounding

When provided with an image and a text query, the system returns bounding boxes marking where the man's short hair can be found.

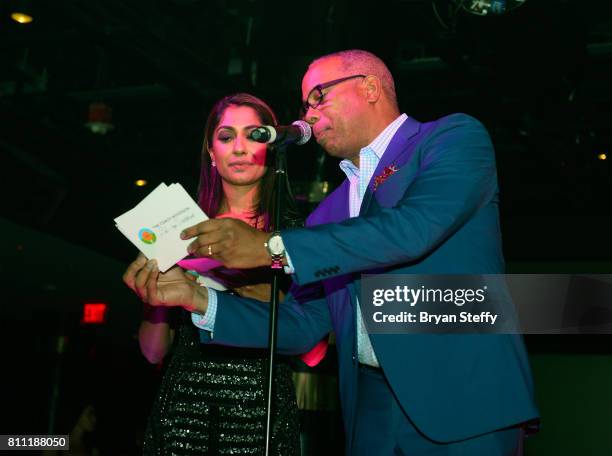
[310,49,398,106]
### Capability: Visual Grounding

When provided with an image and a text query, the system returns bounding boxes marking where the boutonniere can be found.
[372,165,399,191]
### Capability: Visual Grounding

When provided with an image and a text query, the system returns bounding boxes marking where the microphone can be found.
[248,120,311,146]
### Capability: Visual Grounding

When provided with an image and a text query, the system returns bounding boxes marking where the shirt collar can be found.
[339,113,408,175]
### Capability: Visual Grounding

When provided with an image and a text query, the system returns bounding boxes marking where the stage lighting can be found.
[135,179,148,187]
[463,0,527,16]
[10,0,34,24]
[11,12,32,23]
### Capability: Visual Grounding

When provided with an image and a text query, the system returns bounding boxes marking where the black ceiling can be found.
[1,0,611,264]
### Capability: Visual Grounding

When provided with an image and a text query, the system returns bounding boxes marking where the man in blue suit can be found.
[126,50,539,454]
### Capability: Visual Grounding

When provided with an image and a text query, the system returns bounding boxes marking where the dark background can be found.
[1,1,611,454]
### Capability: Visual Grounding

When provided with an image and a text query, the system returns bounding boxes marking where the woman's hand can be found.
[123,254,209,314]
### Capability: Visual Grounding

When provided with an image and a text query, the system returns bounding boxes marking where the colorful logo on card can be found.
[138,228,157,244]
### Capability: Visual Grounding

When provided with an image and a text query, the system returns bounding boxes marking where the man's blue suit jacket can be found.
[203,113,539,449]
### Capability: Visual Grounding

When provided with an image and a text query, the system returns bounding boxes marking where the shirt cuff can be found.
[283,248,295,274]
[191,287,217,333]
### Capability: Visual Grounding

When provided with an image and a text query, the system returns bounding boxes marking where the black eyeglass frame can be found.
[301,74,366,114]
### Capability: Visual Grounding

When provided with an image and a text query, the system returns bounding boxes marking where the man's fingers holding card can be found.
[180,219,221,240]
[181,218,267,269]
[186,233,223,257]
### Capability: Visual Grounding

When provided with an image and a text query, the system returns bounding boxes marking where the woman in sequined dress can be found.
[136,93,301,455]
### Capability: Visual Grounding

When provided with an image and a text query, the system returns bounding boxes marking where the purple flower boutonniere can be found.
[372,165,399,191]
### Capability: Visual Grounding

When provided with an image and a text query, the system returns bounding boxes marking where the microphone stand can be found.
[264,144,287,456]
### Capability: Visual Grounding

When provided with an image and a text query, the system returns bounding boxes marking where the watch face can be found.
[269,235,284,254]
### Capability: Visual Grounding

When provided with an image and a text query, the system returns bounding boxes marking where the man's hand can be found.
[123,254,208,314]
[181,218,276,269]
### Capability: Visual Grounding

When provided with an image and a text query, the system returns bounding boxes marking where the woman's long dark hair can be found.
[197,93,300,230]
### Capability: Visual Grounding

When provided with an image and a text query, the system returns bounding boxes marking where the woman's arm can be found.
[138,305,176,364]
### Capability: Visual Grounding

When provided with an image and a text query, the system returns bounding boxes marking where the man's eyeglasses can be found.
[301,74,366,116]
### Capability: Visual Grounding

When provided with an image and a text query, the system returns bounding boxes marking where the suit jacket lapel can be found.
[336,179,351,222]
[308,179,350,226]
[360,117,421,215]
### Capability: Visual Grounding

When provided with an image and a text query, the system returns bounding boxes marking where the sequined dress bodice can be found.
[143,310,299,455]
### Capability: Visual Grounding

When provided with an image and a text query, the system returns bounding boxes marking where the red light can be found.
[82,303,108,324]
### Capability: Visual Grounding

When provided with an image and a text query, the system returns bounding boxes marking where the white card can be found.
[114,183,208,272]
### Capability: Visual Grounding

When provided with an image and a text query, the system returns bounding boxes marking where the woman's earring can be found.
[211,159,216,167]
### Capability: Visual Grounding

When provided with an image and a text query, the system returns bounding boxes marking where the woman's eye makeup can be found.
[216,126,261,143]
[245,128,257,141]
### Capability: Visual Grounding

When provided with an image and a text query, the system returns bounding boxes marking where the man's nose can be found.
[304,107,319,126]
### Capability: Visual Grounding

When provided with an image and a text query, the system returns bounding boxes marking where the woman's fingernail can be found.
[180,231,186,239]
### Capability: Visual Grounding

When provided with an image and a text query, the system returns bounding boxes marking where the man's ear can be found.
[363,75,382,103]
